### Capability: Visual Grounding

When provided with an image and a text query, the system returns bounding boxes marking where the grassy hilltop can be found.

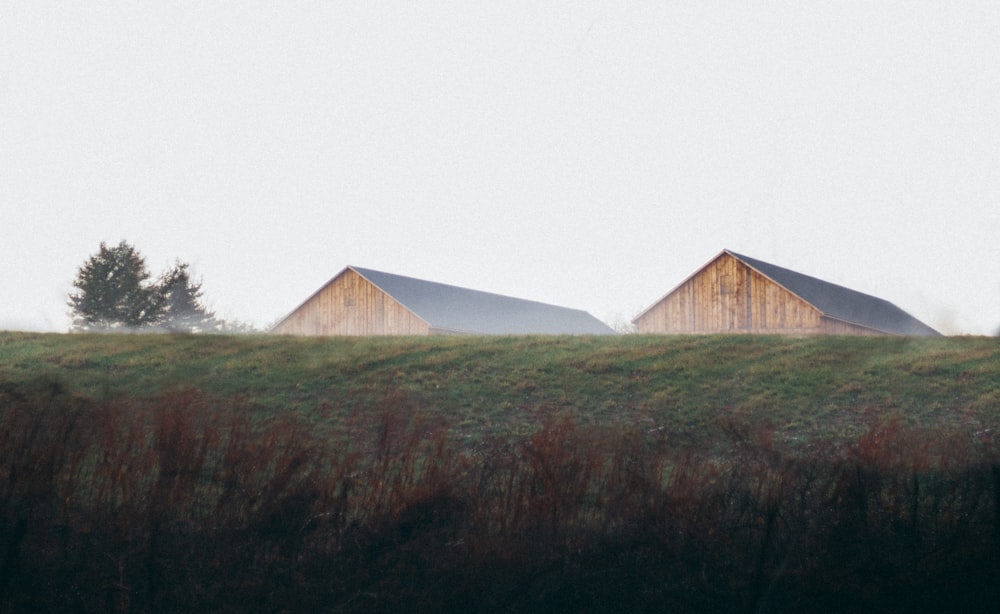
[3,331,1000,449]
[3,331,1000,612]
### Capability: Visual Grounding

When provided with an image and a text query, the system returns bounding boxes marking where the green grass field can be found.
[4,331,1000,612]
[3,331,999,450]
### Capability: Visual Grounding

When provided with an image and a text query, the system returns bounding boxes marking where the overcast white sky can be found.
[3,2,999,335]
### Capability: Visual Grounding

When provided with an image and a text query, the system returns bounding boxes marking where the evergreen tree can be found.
[68,241,164,331]
[158,261,218,333]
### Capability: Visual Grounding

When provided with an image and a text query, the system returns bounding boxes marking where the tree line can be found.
[67,241,253,333]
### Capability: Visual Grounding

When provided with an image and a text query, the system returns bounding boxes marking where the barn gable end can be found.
[270,268,431,336]
[633,250,940,337]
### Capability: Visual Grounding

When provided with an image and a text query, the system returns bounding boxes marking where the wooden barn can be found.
[633,249,940,337]
[271,265,615,336]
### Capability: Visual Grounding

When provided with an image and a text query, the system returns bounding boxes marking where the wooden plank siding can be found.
[271,269,430,336]
[818,317,885,336]
[635,252,885,335]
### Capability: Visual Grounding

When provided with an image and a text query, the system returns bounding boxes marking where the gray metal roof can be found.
[350,266,616,335]
[727,251,941,336]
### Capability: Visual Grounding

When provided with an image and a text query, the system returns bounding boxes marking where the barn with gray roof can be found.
[633,249,940,337]
[271,266,615,336]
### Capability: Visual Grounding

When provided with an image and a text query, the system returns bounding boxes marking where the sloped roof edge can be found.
[350,266,615,335]
[727,251,940,336]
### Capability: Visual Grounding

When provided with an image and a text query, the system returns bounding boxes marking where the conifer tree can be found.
[158,261,218,333]
[68,241,164,331]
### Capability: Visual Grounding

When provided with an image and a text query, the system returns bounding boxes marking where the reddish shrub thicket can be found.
[2,381,1000,612]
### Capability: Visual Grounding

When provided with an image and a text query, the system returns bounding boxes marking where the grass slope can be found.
[3,331,999,451]
[4,331,1000,612]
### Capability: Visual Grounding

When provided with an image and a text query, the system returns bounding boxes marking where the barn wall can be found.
[272,269,431,336]
[818,317,883,336]
[635,253,829,334]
